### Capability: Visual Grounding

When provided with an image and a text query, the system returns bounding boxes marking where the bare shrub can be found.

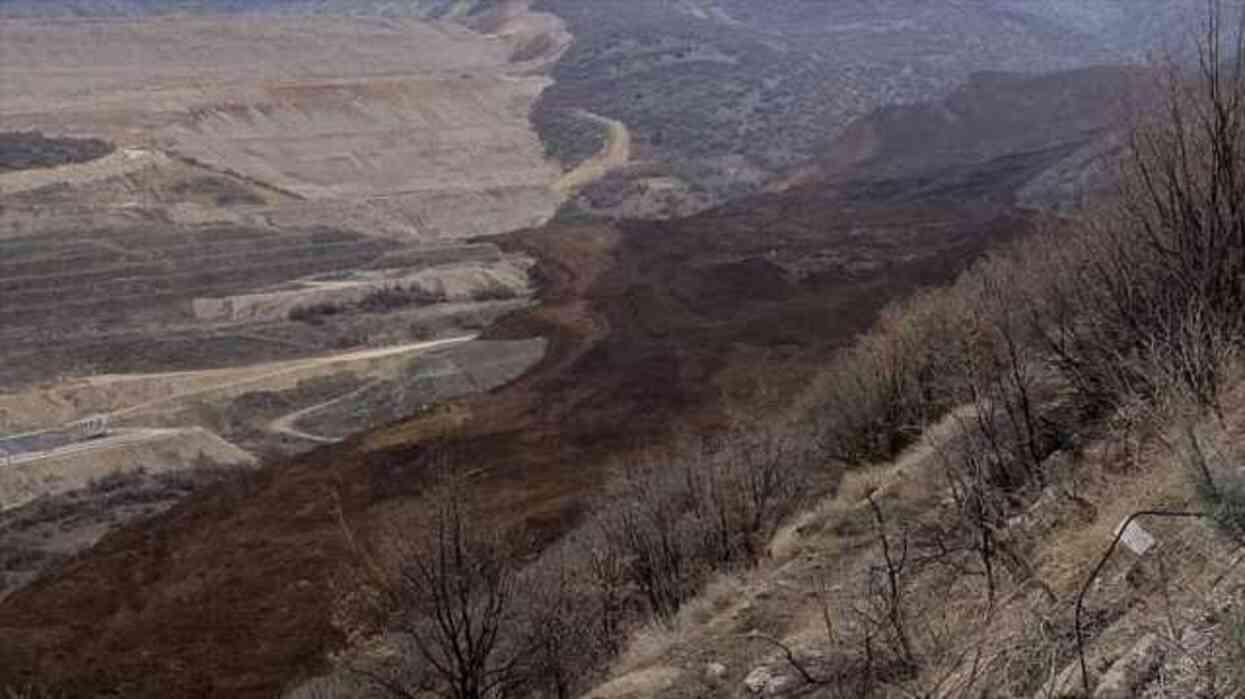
[347,478,532,699]
[863,494,918,673]
[1027,1,1245,420]
[596,457,707,622]
[688,426,814,566]
[813,286,973,465]
[330,421,816,697]
[566,528,629,655]
[594,424,815,622]
[358,285,447,313]
[514,549,612,699]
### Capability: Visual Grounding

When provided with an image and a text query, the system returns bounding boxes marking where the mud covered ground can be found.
[0,145,1050,698]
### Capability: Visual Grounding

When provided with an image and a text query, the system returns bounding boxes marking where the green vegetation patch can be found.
[1197,477,1245,540]
[532,108,609,169]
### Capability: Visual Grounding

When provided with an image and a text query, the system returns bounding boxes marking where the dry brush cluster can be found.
[325,426,816,699]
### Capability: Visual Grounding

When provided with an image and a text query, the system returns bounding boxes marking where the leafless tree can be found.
[1028,0,1245,420]
[517,554,589,699]
[865,493,917,671]
[685,426,813,567]
[597,458,703,622]
[570,528,630,654]
[353,479,532,699]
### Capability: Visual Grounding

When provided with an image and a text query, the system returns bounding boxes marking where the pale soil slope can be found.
[191,258,533,323]
[0,336,476,433]
[0,148,169,196]
[0,427,255,511]
[0,11,568,238]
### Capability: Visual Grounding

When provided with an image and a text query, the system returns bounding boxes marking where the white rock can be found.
[744,666,794,695]
[1115,519,1157,556]
[744,666,775,694]
[705,662,728,679]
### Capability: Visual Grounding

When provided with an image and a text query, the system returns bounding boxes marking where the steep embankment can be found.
[0,67,1143,697]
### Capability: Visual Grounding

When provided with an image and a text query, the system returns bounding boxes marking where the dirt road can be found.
[552,110,631,194]
[0,428,177,468]
[266,381,379,444]
[99,335,478,421]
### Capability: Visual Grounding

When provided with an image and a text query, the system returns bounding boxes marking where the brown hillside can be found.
[0,68,1139,697]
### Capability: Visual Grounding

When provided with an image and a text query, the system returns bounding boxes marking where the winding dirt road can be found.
[552,110,631,195]
[100,335,478,421]
[266,381,379,444]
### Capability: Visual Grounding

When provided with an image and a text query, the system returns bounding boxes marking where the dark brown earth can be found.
[0,68,1147,697]
[0,180,1030,699]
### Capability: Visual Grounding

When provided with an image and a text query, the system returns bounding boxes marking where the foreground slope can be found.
[584,389,1245,698]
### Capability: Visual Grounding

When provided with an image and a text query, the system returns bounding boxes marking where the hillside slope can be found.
[584,390,1245,698]
[0,66,1146,697]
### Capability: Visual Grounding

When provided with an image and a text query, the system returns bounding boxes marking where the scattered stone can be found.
[705,662,727,680]
[1046,658,1087,698]
[744,665,794,695]
[1094,633,1166,699]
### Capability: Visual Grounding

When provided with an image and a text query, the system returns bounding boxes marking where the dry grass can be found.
[773,406,972,563]
[611,572,757,675]
[584,666,684,699]
[586,373,1245,698]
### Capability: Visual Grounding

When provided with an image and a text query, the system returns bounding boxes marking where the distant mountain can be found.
[3,0,1231,217]
[0,0,495,17]
[534,0,1236,216]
